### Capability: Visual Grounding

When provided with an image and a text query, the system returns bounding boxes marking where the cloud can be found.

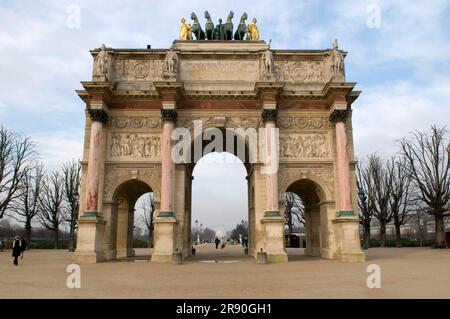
[0,1,449,228]
[353,79,450,158]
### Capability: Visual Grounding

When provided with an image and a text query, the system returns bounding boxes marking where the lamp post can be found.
[195,220,199,245]
[358,188,368,250]
[68,191,79,252]
[200,223,203,243]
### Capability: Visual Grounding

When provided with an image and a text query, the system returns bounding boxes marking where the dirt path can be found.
[0,245,449,298]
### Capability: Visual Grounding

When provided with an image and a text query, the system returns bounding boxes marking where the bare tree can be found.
[0,126,36,219]
[356,159,375,249]
[284,192,305,235]
[390,158,414,247]
[367,154,395,247]
[399,126,450,248]
[202,227,216,242]
[7,163,44,248]
[140,193,155,248]
[62,160,81,252]
[38,171,64,249]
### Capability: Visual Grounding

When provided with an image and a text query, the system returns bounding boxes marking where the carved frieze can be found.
[278,115,331,129]
[280,134,330,159]
[108,133,161,160]
[112,58,164,81]
[177,116,260,129]
[109,116,162,129]
[275,61,328,83]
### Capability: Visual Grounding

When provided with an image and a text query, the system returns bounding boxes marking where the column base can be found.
[151,254,173,263]
[338,210,355,217]
[340,252,366,263]
[74,250,106,264]
[103,249,117,261]
[117,248,127,259]
[151,216,177,263]
[267,253,288,263]
[333,216,366,263]
[261,212,288,263]
[74,213,106,264]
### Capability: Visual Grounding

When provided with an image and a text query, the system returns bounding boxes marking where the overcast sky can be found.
[1,1,449,231]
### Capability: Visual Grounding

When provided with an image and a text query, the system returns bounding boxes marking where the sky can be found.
[1,0,449,231]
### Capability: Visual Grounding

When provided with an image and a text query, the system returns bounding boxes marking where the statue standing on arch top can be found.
[330,38,345,78]
[179,18,192,40]
[95,44,110,79]
[224,11,234,40]
[247,18,260,40]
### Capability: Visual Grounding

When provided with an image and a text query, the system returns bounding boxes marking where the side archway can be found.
[281,173,337,260]
[102,174,158,260]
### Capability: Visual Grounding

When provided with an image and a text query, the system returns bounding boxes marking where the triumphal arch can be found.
[74,13,365,264]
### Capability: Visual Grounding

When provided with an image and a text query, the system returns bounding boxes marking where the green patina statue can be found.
[214,18,225,40]
[180,11,259,41]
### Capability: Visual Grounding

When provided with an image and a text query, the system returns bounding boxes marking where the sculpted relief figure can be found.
[95,44,110,78]
[330,38,344,78]
[110,133,161,159]
[163,49,179,78]
[262,49,275,78]
[280,134,329,159]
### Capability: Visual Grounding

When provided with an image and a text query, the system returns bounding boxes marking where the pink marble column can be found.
[159,109,177,216]
[85,109,108,214]
[262,110,279,215]
[330,109,353,215]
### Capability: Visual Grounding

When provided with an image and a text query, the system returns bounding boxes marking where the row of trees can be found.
[0,126,81,250]
[358,126,449,248]
[283,126,449,249]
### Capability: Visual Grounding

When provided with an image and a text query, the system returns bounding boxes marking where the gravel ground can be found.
[0,244,449,299]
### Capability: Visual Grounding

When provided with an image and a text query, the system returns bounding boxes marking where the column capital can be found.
[88,109,108,123]
[329,109,349,124]
[161,109,178,123]
[261,109,278,124]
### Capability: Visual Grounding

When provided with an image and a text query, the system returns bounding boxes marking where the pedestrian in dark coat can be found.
[215,237,220,249]
[20,237,27,259]
[12,236,22,266]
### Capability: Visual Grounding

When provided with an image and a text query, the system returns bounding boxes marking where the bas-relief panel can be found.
[108,133,161,161]
[179,60,260,81]
[112,58,164,81]
[280,133,330,160]
[275,60,331,83]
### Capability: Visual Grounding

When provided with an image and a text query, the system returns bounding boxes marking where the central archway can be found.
[190,151,249,260]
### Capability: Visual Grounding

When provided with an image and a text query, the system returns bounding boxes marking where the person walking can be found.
[20,237,27,259]
[220,237,226,249]
[12,236,22,266]
[214,237,220,249]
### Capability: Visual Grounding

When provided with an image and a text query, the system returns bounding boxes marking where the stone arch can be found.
[279,169,334,203]
[281,174,336,258]
[104,170,161,204]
